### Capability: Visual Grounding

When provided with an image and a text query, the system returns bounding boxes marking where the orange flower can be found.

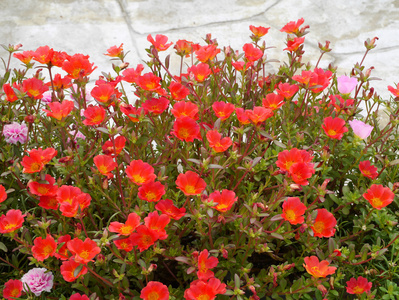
[289,162,315,186]
[114,237,134,252]
[13,50,35,64]
[249,25,270,37]
[138,181,166,202]
[280,18,306,34]
[62,53,97,79]
[3,82,22,102]
[311,209,336,238]
[55,234,72,260]
[27,147,58,165]
[262,93,285,110]
[235,107,250,125]
[188,63,212,82]
[43,100,74,121]
[93,155,117,178]
[284,37,305,52]
[140,281,169,300]
[168,81,190,100]
[292,70,314,86]
[147,34,173,52]
[57,185,91,217]
[0,184,7,203]
[109,212,140,236]
[171,101,199,120]
[155,199,186,220]
[174,39,195,57]
[126,160,156,186]
[195,44,220,63]
[2,279,23,300]
[142,97,170,114]
[90,83,115,105]
[28,174,58,196]
[60,259,88,282]
[171,117,201,142]
[303,256,336,278]
[363,184,394,210]
[32,235,57,261]
[322,116,348,140]
[359,160,378,179]
[82,105,106,125]
[137,73,162,91]
[245,106,273,125]
[102,136,126,157]
[208,189,237,213]
[38,195,59,210]
[346,276,372,294]
[22,77,49,99]
[276,82,299,99]
[67,237,101,264]
[184,278,226,300]
[130,225,158,252]
[309,68,332,93]
[52,74,72,91]
[388,83,399,97]
[232,61,253,72]
[120,103,144,122]
[206,130,232,153]
[243,43,263,62]
[144,211,170,240]
[197,249,219,281]
[32,45,54,64]
[104,43,123,57]
[122,64,144,83]
[175,171,206,196]
[281,197,307,225]
[212,102,235,121]
[0,209,26,234]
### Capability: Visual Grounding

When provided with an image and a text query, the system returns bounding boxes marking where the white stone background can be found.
[2,0,399,100]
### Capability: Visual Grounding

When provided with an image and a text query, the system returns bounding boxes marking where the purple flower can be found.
[337,75,358,94]
[3,122,28,144]
[21,268,53,296]
[349,119,373,139]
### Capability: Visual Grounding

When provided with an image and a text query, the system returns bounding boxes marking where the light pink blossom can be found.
[337,75,357,94]
[21,268,53,296]
[41,91,52,104]
[349,119,373,139]
[3,122,28,144]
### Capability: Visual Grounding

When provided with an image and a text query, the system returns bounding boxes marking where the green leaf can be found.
[0,242,8,252]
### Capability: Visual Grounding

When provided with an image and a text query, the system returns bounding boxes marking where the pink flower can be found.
[41,91,53,104]
[348,120,373,139]
[3,122,28,144]
[21,268,53,296]
[337,75,357,94]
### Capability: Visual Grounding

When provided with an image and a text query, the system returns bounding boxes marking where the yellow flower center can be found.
[145,192,156,201]
[185,186,196,194]
[352,286,365,294]
[148,292,159,300]
[198,295,211,300]
[80,250,90,259]
[371,197,383,208]
[28,88,40,97]
[4,223,16,231]
[327,129,337,136]
[37,186,50,195]
[313,221,325,234]
[179,128,190,139]
[133,175,145,184]
[285,209,296,221]
[120,225,132,235]
[42,245,54,256]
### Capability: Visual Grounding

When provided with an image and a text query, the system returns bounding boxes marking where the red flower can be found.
[322,116,348,140]
[289,162,315,186]
[280,18,306,34]
[168,81,190,100]
[70,293,90,300]
[130,225,158,252]
[102,136,126,157]
[188,63,212,82]
[359,160,378,179]
[3,82,22,102]
[109,212,140,236]
[328,95,354,113]
[138,181,166,202]
[57,185,91,217]
[55,234,72,260]
[28,174,58,196]
[284,37,305,52]
[140,281,169,300]
[155,199,186,220]
[120,103,144,122]
[93,155,117,177]
[144,211,170,240]
[243,43,263,62]
[346,276,372,294]
[67,237,101,264]
[14,50,35,64]
[388,83,399,97]
[0,209,26,234]
[232,61,253,72]
[126,160,156,186]
[21,147,57,173]
[276,82,299,99]
[262,93,285,110]
[62,53,97,79]
[28,147,58,164]
[208,189,237,213]
[174,39,195,57]
[292,70,314,86]
[142,97,170,114]
[137,73,162,91]
[147,34,173,52]
[2,279,23,300]
[197,249,219,281]
[114,237,134,252]
[38,195,59,210]
[52,74,72,91]
[206,130,232,153]
[195,44,220,63]
[245,106,273,125]
[171,117,201,142]
[43,100,74,121]
[175,171,206,196]
[309,68,332,93]
[249,25,270,37]
[281,197,307,225]
[0,184,7,203]
[32,235,57,261]
[235,107,250,125]
[105,43,123,57]
[311,209,337,238]
[22,77,49,99]
[171,101,199,120]
[90,83,115,105]
[303,256,336,278]
[82,105,106,125]
[61,259,88,282]
[184,278,226,300]
[122,64,144,83]
[32,45,54,64]
[212,102,235,121]
[363,184,394,210]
